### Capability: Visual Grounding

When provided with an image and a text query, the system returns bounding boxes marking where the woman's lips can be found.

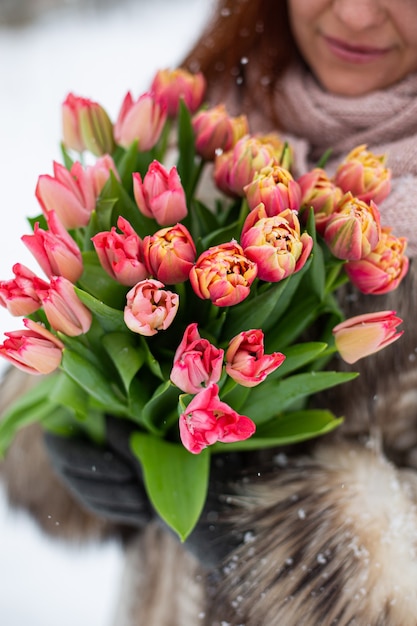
[323,35,392,64]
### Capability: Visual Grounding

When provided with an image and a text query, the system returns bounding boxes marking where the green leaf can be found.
[141,380,180,434]
[102,332,145,392]
[49,372,89,420]
[127,379,152,425]
[0,375,59,455]
[140,337,164,380]
[268,342,328,379]
[128,380,179,435]
[113,177,156,237]
[27,213,47,232]
[75,286,127,333]
[131,433,210,541]
[305,232,326,302]
[60,142,75,170]
[116,140,140,188]
[213,409,343,452]
[117,141,153,189]
[176,100,197,200]
[221,279,290,340]
[78,251,128,308]
[95,189,118,232]
[43,405,106,444]
[61,349,127,414]
[262,260,312,333]
[244,370,358,425]
[266,293,322,350]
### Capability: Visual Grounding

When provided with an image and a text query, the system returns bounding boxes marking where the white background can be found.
[0,1,211,624]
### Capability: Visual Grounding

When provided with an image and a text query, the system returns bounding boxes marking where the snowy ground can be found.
[0,1,211,623]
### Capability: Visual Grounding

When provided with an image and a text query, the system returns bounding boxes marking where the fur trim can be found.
[203,442,417,626]
[112,523,206,626]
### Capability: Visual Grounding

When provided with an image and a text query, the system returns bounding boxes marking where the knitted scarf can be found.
[249,63,417,255]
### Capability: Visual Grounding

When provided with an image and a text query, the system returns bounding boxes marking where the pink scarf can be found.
[249,64,417,255]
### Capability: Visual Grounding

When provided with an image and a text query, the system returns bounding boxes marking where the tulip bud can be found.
[213,135,282,197]
[344,227,409,295]
[92,216,149,286]
[260,133,293,171]
[0,264,49,316]
[124,279,179,336]
[0,318,64,375]
[241,204,313,282]
[143,223,196,285]
[179,383,256,454]
[38,276,92,336]
[62,93,114,156]
[36,161,95,229]
[150,67,206,117]
[89,155,120,197]
[297,168,343,234]
[133,161,187,226]
[225,328,285,387]
[334,144,391,205]
[244,164,301,216]
[22,210,83,283]
[170,323,224,394]
[333,310,403,364]
[192,104,249,161]
[324,192,381,261]
[36,158,117,230]
[189,241,257,307]
[114,91,167,151]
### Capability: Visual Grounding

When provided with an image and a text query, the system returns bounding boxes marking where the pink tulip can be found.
[89,154,119,197]
[189,241,257,307]
[38,276,92,336]
[334,144,391,205]
[150,67,206,117]
[36,161,96,229]
[297,168,343,234]
[124,279,179,336]
[0,263,49,316]
[114,91,167,151]
[179,383,256,454]
[170,323,224,394]
[36,157,117,230]
[225,328,286,387]
[92,216,149,286]
[133,161,187,226]
[143,223,196,285]
[344,227,409,295]
[21,210,83,283]
[324,192,381,261]
[192,104,249,161]
[0,318,64,375]
[244,164,302,216]
[213,135,283,197]
[333,310,403,364]
[241,204,313,282]
[62,93,114,156]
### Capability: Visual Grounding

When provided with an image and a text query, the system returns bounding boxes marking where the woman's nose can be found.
[333,0,387,31]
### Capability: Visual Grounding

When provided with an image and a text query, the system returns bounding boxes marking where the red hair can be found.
[182,0,300,116]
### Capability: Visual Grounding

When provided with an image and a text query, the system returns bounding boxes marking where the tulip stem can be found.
[187,158,205,202]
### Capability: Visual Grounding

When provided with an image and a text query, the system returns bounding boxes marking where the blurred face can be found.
[287,0,417,96]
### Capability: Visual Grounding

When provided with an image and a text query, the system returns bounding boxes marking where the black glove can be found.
[45,417,248,568]
[44,416,153,528]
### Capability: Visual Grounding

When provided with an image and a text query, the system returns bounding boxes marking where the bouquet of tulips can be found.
[0,68,409,540]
